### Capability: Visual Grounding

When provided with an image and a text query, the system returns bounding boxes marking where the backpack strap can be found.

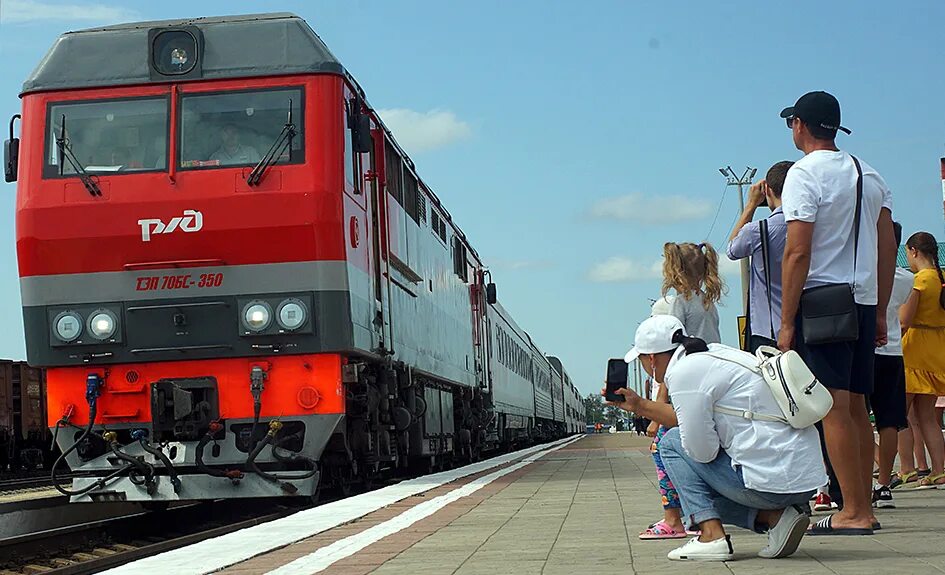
[713,404,787,424]
[699,350,760,373]
[696,351,790,424]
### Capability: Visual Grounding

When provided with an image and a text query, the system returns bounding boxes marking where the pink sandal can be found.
[639,520,688,540]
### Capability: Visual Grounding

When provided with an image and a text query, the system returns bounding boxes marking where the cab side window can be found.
[344,99,358,192]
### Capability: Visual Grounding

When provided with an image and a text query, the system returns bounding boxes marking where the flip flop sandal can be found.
[890,471,917,490]
[911,472,945,491]
[639,520,688,540]
[807,515,874,536]
[872,521,882,530]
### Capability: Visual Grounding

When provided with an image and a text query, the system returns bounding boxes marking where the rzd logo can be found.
[138,210,203,242]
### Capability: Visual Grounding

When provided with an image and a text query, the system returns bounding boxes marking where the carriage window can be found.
[178,88,303,169]
[45,97,168,177]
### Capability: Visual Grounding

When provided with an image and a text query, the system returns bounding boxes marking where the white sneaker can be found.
[758,505,809,559]
[667,535,734,561]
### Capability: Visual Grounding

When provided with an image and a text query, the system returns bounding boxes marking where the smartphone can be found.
[605,358,628,402]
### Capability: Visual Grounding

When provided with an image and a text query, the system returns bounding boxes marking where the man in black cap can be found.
[777,91,897,535]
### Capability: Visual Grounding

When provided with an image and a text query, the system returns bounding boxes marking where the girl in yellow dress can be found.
[901,232,945,489]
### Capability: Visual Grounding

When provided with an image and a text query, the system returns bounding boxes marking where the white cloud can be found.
[377,108,471,153]
[588,257,663,283]
[718,256,741,277]
[588,251,740,284]
[0,0,139,23]
[588,193,715,224]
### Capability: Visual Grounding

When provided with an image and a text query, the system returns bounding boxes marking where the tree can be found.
[583,393,605,424]
[604,404,627,430]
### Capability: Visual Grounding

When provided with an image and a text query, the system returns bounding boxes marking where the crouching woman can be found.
[609,315,826,561]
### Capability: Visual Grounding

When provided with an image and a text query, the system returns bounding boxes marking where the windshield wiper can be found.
[247,100,296,187]
[56,114,101,197]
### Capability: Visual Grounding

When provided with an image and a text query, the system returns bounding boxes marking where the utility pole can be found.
[719,166,757,317]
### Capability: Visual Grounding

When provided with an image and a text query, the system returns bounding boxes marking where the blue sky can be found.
[2,0,944,397]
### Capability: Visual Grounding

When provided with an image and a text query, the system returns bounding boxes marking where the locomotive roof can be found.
[21,12,346,94]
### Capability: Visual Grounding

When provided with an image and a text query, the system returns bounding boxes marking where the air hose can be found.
[241,368,316,492]
[103,431,157,495]
[134,431,182,494]
[247,421,318,494]
[271,432,318,479]
[50,373,135,497]
[195,421,244,483]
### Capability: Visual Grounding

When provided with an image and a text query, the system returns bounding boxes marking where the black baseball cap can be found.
[780,91,851,135]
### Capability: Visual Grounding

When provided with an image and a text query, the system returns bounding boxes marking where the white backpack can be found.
[705,345,833,429]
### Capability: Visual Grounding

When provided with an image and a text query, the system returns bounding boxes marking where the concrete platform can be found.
[123,433,945,574]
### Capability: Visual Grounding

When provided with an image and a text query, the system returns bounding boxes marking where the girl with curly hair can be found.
[638,242,725,540]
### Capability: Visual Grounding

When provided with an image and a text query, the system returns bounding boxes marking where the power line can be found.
[703,181,730,242]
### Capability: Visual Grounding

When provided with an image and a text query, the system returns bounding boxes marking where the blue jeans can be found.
[658,427,814,530]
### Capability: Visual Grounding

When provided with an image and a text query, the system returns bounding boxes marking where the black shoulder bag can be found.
[798,155,863,345]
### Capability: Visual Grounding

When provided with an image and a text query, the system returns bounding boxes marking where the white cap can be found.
[624,315,686,363]
[650,295,675,317]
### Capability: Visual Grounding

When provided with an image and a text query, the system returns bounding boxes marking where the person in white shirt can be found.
[606,315,826,561]
[210,124,261,166]
[870,222,913,508]
[778,91,896,535]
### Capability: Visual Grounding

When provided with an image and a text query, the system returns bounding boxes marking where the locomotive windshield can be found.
[178,87,303,169]
[44,97,169,176]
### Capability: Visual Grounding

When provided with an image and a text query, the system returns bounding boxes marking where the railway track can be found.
[0,474,73,494]
[0,470,398,574]
[0,499,297,575]
[0,437,557,574]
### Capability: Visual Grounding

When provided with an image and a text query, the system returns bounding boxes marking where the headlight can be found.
[242,301,272,332]
[277,299,307,331]
[54,311,83,343]
[88,310,118,340]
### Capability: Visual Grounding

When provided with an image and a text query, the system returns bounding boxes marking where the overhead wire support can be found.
[718,165,756,317]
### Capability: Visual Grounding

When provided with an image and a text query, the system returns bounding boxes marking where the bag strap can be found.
[700,349,761,373]
[699,350,791,425]
[851,155,864,286]
[713,405,787,424]
[759,218,775,339]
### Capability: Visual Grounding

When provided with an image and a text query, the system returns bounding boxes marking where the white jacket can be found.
[665,344,827,494]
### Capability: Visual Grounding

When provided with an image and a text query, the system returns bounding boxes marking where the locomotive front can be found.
[8,14,371,502]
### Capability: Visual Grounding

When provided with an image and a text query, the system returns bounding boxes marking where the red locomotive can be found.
[4,13,583,503]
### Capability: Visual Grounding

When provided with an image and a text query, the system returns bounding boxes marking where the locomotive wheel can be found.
[309,482,323,505]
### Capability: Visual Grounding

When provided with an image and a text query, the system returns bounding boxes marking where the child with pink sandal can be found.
[639,245,723,539]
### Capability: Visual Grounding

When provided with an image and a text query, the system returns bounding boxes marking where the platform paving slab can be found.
[220,433,945,574]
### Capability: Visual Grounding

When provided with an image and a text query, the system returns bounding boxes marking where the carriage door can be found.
[365,127,392,352]
[472,271,490,392]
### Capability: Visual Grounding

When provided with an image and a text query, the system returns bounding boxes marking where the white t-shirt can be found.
[669,293,721,344]
[781,150,893,305]
[875,267,914,356]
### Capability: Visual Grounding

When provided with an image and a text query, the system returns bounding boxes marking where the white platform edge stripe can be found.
[267,435,583,575]
[100,435,583,575]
